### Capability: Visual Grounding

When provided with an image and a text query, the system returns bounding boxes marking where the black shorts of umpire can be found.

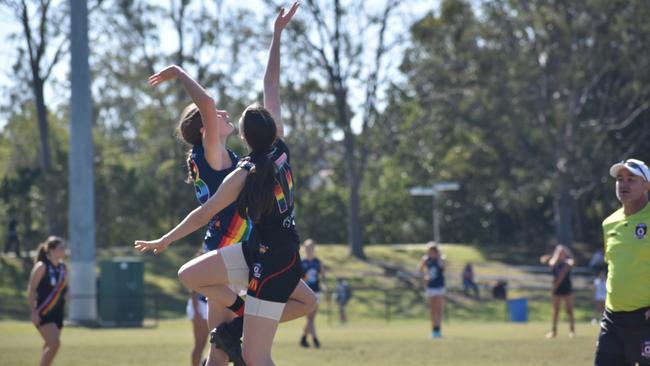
[594,307,650,366]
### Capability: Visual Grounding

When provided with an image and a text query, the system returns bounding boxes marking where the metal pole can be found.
[409,182,458,244]
[433,193,440,243]
[69,0,97,324]
[431,194,440,243]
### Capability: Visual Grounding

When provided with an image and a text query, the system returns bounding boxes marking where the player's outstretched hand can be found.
[274,2,299,34]
[148,65,181,87]
[134,238,171,255]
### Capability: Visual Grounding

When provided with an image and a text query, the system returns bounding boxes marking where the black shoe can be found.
[313,337,320,349]
[210,324,246,366]
[300,335,309,348]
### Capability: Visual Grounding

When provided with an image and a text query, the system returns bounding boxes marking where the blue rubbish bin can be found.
[507,298,528,323]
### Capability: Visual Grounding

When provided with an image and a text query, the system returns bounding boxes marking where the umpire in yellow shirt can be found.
[595,158,650,366]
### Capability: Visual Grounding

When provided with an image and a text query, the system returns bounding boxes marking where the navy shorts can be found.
[553,281,572,296]
[40,309,64,329]
[594,307,650,366]
[244,242,302,303]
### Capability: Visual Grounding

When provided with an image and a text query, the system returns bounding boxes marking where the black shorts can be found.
[594,307,650,366]
[553,281,572,296]
[40,309,64,329]
[245,242,302,303]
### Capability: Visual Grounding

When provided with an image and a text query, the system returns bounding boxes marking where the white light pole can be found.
[69,0,97,324]
[409,182,460,243]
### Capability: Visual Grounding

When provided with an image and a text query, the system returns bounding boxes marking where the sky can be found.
[0,0,438,131]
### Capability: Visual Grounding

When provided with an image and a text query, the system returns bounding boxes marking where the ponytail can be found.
[35,236,64,264]
[236,104,278,223]
[176,103,203,185]
[36,244,48,264]
[236,156,276,223]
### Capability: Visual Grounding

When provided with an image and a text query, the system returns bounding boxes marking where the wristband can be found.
[237,160,256,172]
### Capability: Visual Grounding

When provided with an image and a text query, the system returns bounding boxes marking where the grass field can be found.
[1,243,603,365]
[0,318,599,365]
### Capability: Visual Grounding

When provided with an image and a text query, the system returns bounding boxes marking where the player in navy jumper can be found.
[27,236,68,366]
[418,242,446,338]
[148,64,251,366]
[300,239,326,348]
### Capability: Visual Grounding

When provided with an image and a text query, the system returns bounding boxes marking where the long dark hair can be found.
[236,104,278,223]
[35,236,64,264]
[175,103,203,183]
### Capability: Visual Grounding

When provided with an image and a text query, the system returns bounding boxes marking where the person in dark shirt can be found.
[462,262,479,299]
[334,278,352,324]
[26,236,68,366]
[148,59,251,366]
[300,239,326,348]
[418,242,446,339]
[540,244,575,339]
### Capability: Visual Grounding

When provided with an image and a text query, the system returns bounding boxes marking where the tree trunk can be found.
[344,130,365,259]
[31,76,59,235]
[553,179,573,246]
[553,133,573,246]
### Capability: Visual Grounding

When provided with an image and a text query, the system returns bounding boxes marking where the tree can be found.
[390,0,650,247]
[2,0,69,235]
[283,0,411,258]
[86,0,260,246]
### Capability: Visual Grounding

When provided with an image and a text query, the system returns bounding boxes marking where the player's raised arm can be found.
[149,65,226,168]
[134,167,249,254]
[264,2,299,139]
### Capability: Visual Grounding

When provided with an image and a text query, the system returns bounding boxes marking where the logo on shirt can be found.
[253,263,263,278]
[641,340,650,359]
[635,223,647,239]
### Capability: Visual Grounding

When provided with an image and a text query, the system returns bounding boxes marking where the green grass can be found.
[0,244,602,364]
[0,318,600,365]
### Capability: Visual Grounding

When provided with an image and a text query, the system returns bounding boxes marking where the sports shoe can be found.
[210,324,246,366]
[300,335,309,348]
[432,330,442,338]
[313,337,320,348]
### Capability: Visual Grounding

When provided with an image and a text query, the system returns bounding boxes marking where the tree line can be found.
[1,0,648,259]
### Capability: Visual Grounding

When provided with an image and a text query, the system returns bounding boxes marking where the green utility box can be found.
[99,257,144,327]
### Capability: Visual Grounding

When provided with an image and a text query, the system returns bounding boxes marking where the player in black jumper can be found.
[540,244,576,339]
[27,236,68,366]
[418,242,446,338]
[148,63,252,366]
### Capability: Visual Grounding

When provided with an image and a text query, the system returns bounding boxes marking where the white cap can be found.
[609,159,650,181]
